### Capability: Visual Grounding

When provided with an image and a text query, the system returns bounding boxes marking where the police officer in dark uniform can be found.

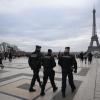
[28,45,42,92]
[40,49,58,96]
[58,47,77,97]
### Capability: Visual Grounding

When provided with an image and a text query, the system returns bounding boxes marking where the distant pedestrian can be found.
[79,52,84,62]
[4,52,8,60]
[57,51,61,59]
[9,52,13,62]
[83,52,88,64]
[0,52,4,69]
[87,52,93,64]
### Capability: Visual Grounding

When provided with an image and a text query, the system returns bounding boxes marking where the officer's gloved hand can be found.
[74,69,77,73]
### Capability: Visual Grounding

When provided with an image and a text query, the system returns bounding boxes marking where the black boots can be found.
[61,87,76,98]
[71,86,76,93]
[40,86,58,96]
[62,90,66,98]
[62,92,66,98]
[53,86,58,92]
[40,88,45,96]
[40,92,45,96]
[29,87,36,92]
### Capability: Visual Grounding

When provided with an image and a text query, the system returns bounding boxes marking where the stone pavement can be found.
[0,57,100,100]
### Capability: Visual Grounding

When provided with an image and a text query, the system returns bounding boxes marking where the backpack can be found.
[42,55,56,69]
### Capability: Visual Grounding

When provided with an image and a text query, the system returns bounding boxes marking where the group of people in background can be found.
[28,45,77,98]
[0,52,4,69]
[0,50,13,69]
[0,46,93,70]
[78,51,93,64]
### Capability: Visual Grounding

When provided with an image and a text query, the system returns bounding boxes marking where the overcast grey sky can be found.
[0,0,100,52]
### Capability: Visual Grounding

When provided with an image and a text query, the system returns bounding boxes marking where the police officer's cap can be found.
[48,49,52,53]
[65,47,70,49]
[36,45,41,49]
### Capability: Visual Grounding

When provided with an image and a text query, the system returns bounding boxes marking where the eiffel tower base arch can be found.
[88,46,100,52]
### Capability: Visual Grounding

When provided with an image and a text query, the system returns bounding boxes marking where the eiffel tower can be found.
[88,9,100,52]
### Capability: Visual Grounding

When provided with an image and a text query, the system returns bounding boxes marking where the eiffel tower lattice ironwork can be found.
[88,9,100,52]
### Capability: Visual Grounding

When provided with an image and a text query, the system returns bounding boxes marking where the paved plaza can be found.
[0,57,100,100]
